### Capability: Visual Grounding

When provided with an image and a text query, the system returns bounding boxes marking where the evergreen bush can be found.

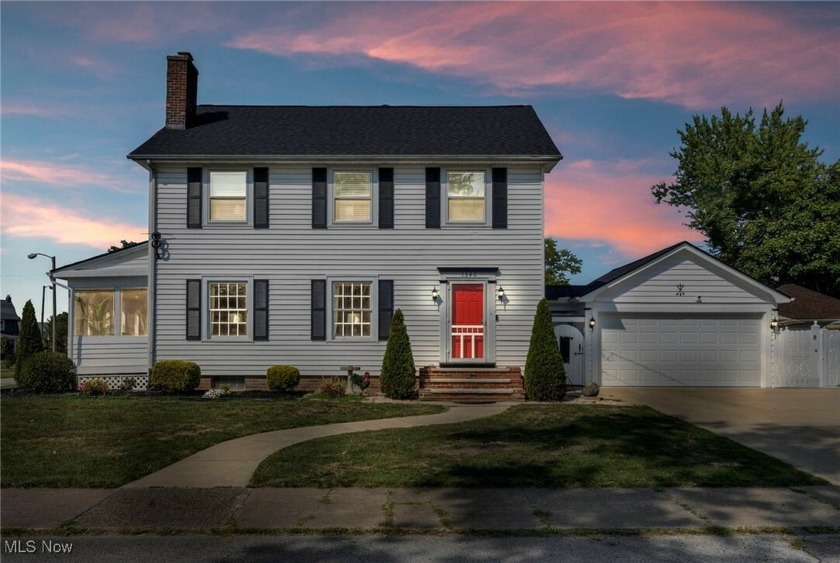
[266,365,301,393]
[17,351,76,393]
[380,309,416,399]
[1,337,15,369]
[150,360,201,392]
[523,299,566,401]
[14,300,43,379]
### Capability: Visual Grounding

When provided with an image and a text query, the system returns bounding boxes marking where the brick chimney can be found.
[165,52,199,130]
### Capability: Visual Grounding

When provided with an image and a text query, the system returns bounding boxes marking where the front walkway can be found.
[124,403,511,488]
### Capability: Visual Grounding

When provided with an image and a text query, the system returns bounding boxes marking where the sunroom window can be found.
[334,172,372,222]
[447,171,486,222]
[121,289,147,336]
[74,290,115,336]
[209,171,247,222]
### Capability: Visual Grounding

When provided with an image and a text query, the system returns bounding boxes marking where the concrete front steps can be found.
[418,366,525,402]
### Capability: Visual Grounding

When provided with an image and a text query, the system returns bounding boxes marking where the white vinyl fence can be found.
[773,324,840,388]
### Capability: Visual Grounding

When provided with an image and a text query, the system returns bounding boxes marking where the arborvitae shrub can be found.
[266,365,301,393]
[17,351,76,393]
[380,309,416,399]
[15,300,43,379]
[523,299,566,401]
[150,360,201,392]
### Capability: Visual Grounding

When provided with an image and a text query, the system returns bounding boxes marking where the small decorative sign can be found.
[676,284,685,296]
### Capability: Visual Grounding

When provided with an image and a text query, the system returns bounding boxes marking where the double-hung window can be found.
[333,171,372,223]
[121,289,148,336]
[332,282,372,338]
[209,282,248,337]
[209,171,248,222]
[446,171,486,223]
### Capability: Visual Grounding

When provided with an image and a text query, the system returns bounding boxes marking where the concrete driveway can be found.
[601,388,840,485]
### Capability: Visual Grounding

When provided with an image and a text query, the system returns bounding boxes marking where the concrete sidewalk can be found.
[2,486,839,532]
[124,403,511,488]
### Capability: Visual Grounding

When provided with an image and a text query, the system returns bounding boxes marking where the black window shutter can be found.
[492,167,508,229]
[378,280,394,341]
[312,168,327,229]
[379,167,394,229]
[311,280,326,340]
[186,279,201,340]
[187,167,202,229]
[254,279,269,340]
[425,167,440,228]
[254,167,269,229]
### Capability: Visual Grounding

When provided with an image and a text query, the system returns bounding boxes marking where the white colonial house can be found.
[53,52,561,398]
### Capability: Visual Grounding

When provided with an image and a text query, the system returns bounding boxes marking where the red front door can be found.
[451,284,484,360]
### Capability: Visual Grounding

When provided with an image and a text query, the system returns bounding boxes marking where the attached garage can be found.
[600,314,762,386]
[550,242,791,389]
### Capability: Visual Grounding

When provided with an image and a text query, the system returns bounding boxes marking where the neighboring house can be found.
[53,52,562,396]
[549,242,793,388]
[1,295,21,339]
[776,284,840,328]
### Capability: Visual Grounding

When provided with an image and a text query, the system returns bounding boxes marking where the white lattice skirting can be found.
[77,375,149,391]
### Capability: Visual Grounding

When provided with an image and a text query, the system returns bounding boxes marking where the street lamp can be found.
[28,252,57,353]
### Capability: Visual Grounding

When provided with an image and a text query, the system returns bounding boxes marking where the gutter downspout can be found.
[146,162,157,377]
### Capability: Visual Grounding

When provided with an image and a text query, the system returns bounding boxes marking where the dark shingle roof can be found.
[1,296,20,321]
[777,284,840,321]
[128,105,562,160]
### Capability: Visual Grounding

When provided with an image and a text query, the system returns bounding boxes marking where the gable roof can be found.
[1,296,20,322]
[777,284,840,322]
[52,243,148,280]
[128,105,562,167]
[578,241,790,304]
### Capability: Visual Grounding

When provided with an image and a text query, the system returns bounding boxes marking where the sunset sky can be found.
[2,1,838,317]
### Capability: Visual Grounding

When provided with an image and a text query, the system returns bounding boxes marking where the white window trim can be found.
[442,168,492,227]
[328,169,378,227]
[204,168,253,226]
[326,276,379,341]
[202,276,254,342]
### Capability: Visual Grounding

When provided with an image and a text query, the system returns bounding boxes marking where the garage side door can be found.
[601,315,762,387]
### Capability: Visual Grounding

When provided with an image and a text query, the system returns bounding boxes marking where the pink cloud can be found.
[1,193,145,249]
[230,2,838,108]
[545,159,702,256]
[0,159,138,194]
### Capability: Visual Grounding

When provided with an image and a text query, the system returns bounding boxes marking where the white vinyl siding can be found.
[152,164,544,378]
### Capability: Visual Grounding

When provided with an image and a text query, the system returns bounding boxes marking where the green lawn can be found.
[252,404,826,489]
[0,396,444,488]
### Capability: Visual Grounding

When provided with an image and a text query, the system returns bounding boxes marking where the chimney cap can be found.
[168,51,194,62]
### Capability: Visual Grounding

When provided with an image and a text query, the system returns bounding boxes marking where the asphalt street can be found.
[2,534,838,563]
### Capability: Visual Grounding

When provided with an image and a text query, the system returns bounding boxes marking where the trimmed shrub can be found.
[1,337,15,369]
[120,377,137,392]
[524,299,566,401]
[266,365,301,393]
[150,360,201,393]
[380,309,416,399]
[316,377,346,398]
[17,351,76,394]
[81,378,110,396]
[15,300,44,379]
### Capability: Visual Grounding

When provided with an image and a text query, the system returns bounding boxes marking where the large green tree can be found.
[44,312,68,355]
[652,103,840,296]
[14,300,44,378]
[545,238,583,286]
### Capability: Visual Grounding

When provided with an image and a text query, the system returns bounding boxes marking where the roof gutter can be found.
[127,154,563,172]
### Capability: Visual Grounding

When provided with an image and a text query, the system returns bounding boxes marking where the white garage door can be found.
[601,315,762,387]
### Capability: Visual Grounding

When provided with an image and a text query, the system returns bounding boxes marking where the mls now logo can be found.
[4,540,73,554]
